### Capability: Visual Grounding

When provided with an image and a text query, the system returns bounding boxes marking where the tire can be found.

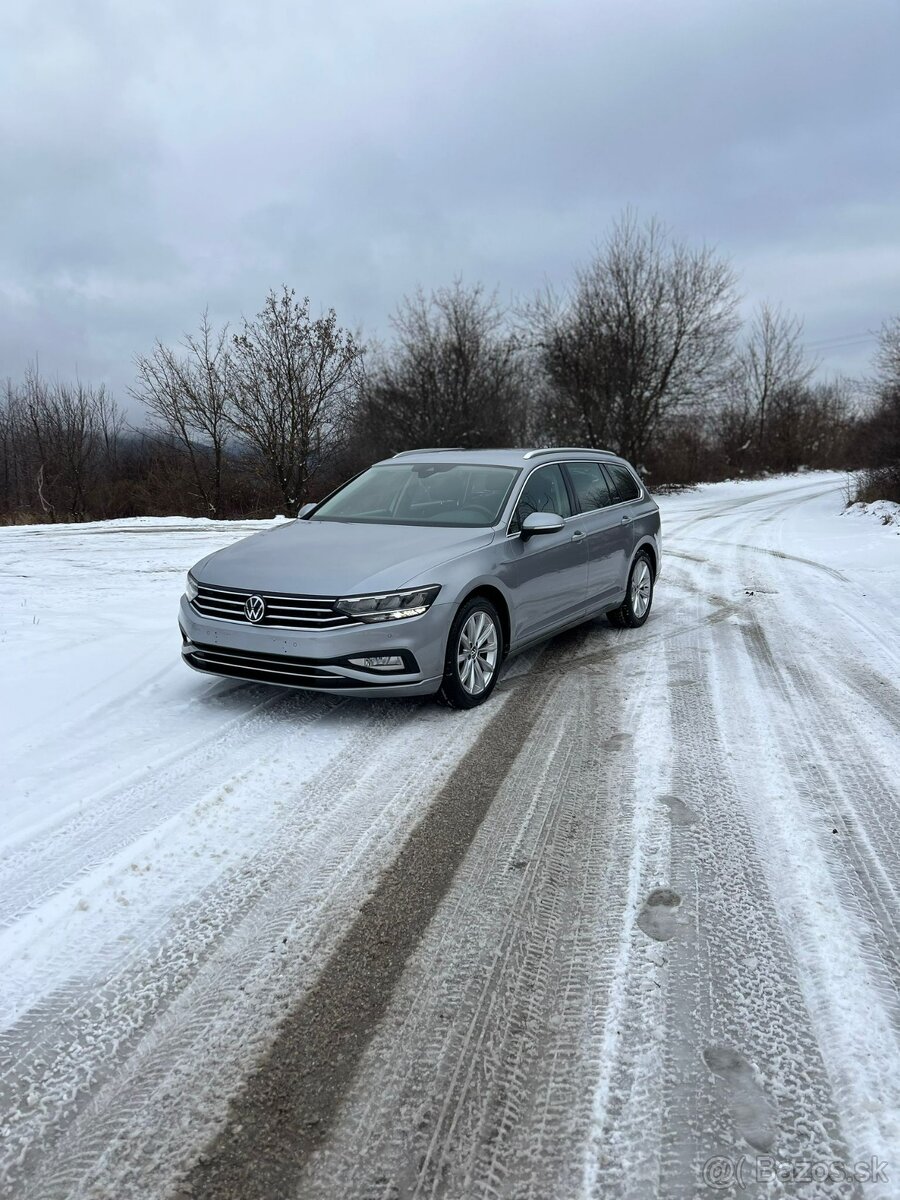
[437,596,503,709]
[607,551,654,629]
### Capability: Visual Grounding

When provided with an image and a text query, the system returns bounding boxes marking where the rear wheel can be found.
[437,597,503,709]
[607,551,654,629]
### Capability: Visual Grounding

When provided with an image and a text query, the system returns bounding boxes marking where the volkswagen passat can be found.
[179,448,661,708]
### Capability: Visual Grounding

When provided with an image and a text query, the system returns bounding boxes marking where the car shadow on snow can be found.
[190,672,434,725]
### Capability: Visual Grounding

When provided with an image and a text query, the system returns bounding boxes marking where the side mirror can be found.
[297,502,316,519]
[520,511,565,540]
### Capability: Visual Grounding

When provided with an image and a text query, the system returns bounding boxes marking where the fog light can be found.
[348,655,405,671]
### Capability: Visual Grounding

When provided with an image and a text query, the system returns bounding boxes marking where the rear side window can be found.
[510,464,572,533]
[604,463,641,503]
[566,461,615,513]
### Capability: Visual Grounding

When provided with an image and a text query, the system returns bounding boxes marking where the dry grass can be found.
[0,511,49,526]
[850,465,900,507]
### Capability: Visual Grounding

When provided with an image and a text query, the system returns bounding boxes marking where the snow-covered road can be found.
[1,474,899,1199]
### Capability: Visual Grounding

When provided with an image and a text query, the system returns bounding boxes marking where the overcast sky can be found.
[2,0,898,412]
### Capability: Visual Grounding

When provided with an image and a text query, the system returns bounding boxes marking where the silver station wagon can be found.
[180,448,661,708]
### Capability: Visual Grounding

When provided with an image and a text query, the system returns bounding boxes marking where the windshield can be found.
[310,463,520,527]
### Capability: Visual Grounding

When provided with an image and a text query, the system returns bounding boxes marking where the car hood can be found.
[194,519,495,596]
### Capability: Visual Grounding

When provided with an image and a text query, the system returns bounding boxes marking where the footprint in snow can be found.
[702,1045,778,1152]
[637,888,683,941]
[659,794,697,827]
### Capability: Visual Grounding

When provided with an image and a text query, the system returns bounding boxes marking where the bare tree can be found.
[0,382,25,517]
[725,303,815,463]
[875,316,900,392]
[854,317,900,501]
[766,378,856,473]
[18,369,123,520]
[132,312,232,515]
[358,282,530,457]
[229,287,363,510]
[527,213,740,464]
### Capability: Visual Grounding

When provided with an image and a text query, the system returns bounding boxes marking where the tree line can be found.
[2,213,898,523]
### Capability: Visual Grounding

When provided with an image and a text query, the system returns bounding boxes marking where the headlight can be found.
[335,585,440,623]
[186,573,199,602]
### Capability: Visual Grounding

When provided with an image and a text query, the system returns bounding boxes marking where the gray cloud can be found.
[1,0,897,411]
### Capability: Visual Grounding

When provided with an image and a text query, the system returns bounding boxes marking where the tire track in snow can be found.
[183,647,563,1200]
[651,618,855,1199]
[707,616,900,1190]
[661,479,838,541]
[0,688,347,930]
[0,699,490,1200]
[409,667,654,1200]
[0,703,398,1187]
[740,619,900,1031]
[1,653,182,763]
[287,629,664,1200]
[1,660,254,791]
[495,579,739,690]
[810,589,900,678]
[690,538,849,582]
[828,661,900,737]
[665,496,900,1190]
[719,521,900,1027]
[677,477,900,682]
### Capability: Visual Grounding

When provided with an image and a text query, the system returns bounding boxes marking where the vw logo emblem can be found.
[244,594,265,623]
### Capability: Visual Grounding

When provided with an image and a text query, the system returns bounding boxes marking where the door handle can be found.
[571,529,586,541]
[621,514,632,524]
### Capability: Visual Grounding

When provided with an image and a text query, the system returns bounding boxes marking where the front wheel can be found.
[437,597,503,709]
[607,551,654,629]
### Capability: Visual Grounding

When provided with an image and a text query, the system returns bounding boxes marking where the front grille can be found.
[185,641,397,690]
[191,582,357,630]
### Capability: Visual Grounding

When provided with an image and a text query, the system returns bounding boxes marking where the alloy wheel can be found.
[631,558,652,619]
[456,610,499,695]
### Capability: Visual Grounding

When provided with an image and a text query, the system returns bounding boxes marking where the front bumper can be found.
[178,594,448,697]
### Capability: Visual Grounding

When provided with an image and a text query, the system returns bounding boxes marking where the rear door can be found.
[563,460,635,610]
[501,463,589,643]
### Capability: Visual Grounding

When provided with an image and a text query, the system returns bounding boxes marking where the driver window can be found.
[510,464,572,534]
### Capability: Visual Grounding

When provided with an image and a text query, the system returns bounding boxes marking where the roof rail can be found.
[392,447,466,457]
[522,446,614,459]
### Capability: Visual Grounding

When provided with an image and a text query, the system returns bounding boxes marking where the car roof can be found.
[378,447,623,468]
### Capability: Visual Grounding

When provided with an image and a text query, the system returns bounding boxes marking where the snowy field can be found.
[1,472,899,1199]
